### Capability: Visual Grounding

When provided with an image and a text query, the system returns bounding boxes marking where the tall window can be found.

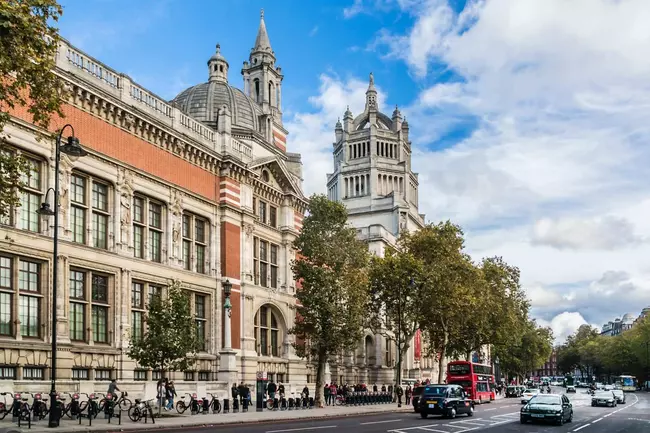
[69,269,110,343]
[19,157,43,232]
[253,237,279,289]
[254,199,278,228]
[131,281,162,340]
[19,259,41,338]
[133,196,164,262]
[182,213,208,274]
[195,294,206,351]
[254,306,280,357]
[70,173,110,248]
[70,174,87,243]
[0,257,13,336]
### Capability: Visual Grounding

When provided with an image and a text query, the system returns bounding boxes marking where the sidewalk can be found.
[0,403,413,433]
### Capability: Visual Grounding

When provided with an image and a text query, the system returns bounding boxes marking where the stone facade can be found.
[325,74,445,385]
[0,11,310,397]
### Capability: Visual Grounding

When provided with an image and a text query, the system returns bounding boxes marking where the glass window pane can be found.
[19,295,39,337]
[260,242,267,261]
[0,257,11,288]
[195,295,205,318]
[69,302,85,341]
[92,275,108,302]
[91,182,108,211]
[92,305,108,343]
[0,292,12,336]
[92,213,108,249]
[182,214,191,238]
[148,202,162,228]
[133,197,144,223]
[133,226,144,258]
[131,311,142,340]
[19,260,39,292]
[20,191,40,232]
[195,219,205,243]
[183,240,191,270]
[69,270,85,299]
[71,175,86,204]
[21,158,41,190]
[196,245,205,274]
[149,230,161,262]
[270,245,278,265]
[131,283,143,308]
[71,206,86,243]
[260,263,268,287]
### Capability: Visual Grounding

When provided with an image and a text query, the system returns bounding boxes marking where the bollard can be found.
[223,398,230,413]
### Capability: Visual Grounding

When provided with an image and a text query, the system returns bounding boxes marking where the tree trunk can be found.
[396,328,417,384]
[437,330,449,383]
[315,351,328,408]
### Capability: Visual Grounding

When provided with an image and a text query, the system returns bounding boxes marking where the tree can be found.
[291,194,370,408]
[367,247,428,385]
[127,280,201,378]
[492,319,553,381]
[403,221,476,382]
[0,0,66,218]
[556,325,600,380]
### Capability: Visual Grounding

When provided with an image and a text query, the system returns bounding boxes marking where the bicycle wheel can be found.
[212,399,221,413]
[128,406,141,422]
[175,401,187,414]
[119,398,132,411]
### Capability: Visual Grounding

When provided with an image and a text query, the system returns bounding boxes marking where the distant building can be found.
[529,349,558,378]
[600,313,636,336]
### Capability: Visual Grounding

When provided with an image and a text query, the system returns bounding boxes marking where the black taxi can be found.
[419,384,475,419]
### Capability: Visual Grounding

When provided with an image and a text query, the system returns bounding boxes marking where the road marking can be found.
[483,408,497,411]
[591,417,603,423]
[569,393,640,432]
[572,424,590,431]
[266,426,337,433]
[359,419,402,425]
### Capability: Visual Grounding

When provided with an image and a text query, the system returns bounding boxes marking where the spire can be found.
[208,43,229,83]
[365,72,378,112]
[253,8,273,53]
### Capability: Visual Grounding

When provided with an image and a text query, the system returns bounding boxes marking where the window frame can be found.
[194,293,207,352]
[254,306,281,357]
[69,268,111,344]
[253,237,279,289]
[17,258,43,339]
[131,280,164,341]
[69,171,112,249]
[182,213,209,274]
[133,195,165,263]
[254,198,278,228]
[23,366,44,380]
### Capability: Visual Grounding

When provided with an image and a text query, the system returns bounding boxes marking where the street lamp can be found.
[38,124,87,428]
[223,279,232,318]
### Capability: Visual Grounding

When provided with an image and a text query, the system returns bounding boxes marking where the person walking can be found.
[324,384,331,405]
[165,381,177,410]
[396,385,404,405]
[405,385,412,405]
[156,379,167,409]
[231,383,239,409]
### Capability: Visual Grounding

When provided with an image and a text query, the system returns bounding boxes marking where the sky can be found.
[56,0,650,345]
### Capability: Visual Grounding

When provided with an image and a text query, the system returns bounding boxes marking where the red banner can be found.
[414,329,422,360]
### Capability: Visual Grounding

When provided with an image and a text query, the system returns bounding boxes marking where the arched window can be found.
[254,305,281,357]
[254,79,260,103]
[268,81,274,106]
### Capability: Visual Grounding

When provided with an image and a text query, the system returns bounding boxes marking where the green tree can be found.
[291,194,370,407]
[0,0,66,218]
[493,320,553,380]
[367,247,428,385]
[556,324,600,380]
[127,280,201,377]
[403,221,476,382]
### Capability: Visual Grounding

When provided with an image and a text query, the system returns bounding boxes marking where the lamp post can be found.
[223,279,232,348]
[37,125,87,428]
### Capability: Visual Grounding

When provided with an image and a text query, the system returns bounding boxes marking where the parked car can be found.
[521,388,540,404]
[411,386,425,413]
[612,389,626,404]
[506,386,521,398]
[566,386,576,393]
[520,394,573,425]
[592,391,617,407]
[419,384,474,419]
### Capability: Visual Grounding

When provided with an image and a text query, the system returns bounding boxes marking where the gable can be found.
[249,157,305,200]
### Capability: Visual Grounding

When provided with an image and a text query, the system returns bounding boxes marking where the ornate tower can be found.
[241,9,288,150]
[326,72,424,254]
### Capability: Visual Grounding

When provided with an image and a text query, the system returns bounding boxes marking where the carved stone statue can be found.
[120,192,132,247]
[170,189,183,217]
[400,212,407,231]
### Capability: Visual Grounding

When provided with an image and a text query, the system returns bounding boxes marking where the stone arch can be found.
[253,302,288,357]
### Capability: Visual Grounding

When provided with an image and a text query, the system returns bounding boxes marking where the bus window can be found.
[476,382,489,392]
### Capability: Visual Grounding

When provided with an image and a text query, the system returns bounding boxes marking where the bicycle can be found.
[175,393,201,414]
[0,392,18,420]
[206,393,222,414]
[78,393,100,419]
[27,392,49,420]
[128,399,155,422]
[99,391,132,412]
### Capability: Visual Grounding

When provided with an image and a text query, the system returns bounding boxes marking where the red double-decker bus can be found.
[446,360,495,404]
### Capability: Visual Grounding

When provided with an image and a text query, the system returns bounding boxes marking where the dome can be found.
[622,313,635,323]
[171,81,261,132]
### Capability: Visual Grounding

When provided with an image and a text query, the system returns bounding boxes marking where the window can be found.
[69,270,110,343]
[0,257,13,336]
[133,196,164,262]
[72,368,89,380]
[255,199,278,228]
[95,369,112,380]
[195,294,207,351]
[198,371,210,381]
[131,281,162,340]
[23,367,44,380]
[152,370,162,381]
[254,306,280,357]
[19,157,43,232]
[19,259,41,338]
[253,237,279,289]
[184,371,195,381]
[182,213,208,273]
[0,366,16,379]
[70,174,86,243]
[134,370,147,381]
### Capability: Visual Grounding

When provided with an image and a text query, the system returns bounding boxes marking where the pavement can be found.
[3,389,649,433]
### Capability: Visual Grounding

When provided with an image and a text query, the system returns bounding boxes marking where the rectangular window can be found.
[259,201,267,224]
[270,244,278,289]
[259,240,268,288]
[70,174,87,243]
[131,281,161,341]
[269,206,277,228]
[69,302,85,341]
[92,181,109,249]
[195,294,207,351]
[147,285,161,307]
[133,197,145,258]
[184,371,195,381]
[149,202,162,262]
[0,366,16,380]
[91,274,109,343]
[253,237,279,289]
[19,157,42,232]
[72,368,89,380]
[19,260,41,338]
[0,256,12,335]
[95,369,111,380]
[134,370,147,381]
[23,367,44,380]
[198,371,209,381]
[182,213,209,274]
[253,237,259,285]
[152,370,162,381]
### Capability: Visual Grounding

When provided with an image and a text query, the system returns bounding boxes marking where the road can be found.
[131,388,650,433]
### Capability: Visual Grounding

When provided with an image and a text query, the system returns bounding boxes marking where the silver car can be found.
[612,389,625,404]
[592,391,617,407]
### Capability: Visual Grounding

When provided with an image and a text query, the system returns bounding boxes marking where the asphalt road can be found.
[129,388,650,433]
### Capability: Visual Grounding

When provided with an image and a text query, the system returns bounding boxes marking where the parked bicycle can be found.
[27,392,49,420]
[128,398,155,422]
[78,393,100,419]
[205,393,222,414]
[99,391,132,412]
[175,393,201,414]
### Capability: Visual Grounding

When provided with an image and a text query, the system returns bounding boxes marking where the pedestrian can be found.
[156,379,166,409]
[231,383,239,408]
[373,383,378,392]
[107,379,120,401]
[324,383,331,405]
[405,385,412,405]
[165,381,176,410]
[267,379,277,401]
[238,382,246,407]
[396,385,404,405]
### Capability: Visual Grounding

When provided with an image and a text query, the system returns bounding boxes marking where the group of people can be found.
[155,378,178,410]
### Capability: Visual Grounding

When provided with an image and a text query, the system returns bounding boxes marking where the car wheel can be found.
[448,407,456,418]
[557,416,564,426]
[420,411,428,419]
[567,410,573,423]
[467,405,474,417]
[520,416,527,424]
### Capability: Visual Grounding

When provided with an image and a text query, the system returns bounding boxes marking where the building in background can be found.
[600,313,636,336]
[528,349,558,379]
[0,11,309,392]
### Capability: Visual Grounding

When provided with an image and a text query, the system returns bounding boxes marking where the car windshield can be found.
[529,395,561,405]
[423,386,448,396]
[524,389,537,394]
[413,387,425,396]
[612,390,623,396]
[595,392,613,398]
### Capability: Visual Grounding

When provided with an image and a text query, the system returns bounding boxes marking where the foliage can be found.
[367,246,428,383]
[492,319,554,379]
[127,280,201,374]
[0,0,66,218]
[290,194,370,407]
[557,318,650,383]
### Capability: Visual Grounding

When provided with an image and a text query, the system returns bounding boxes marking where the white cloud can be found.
[291,0,650,342]
[537,312,592,345]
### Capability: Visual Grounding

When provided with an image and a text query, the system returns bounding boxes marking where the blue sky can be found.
[57,0,650,344]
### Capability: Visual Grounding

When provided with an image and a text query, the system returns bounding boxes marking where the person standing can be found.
[156,379,167,409]
[231,383,239,408]
[324,384,331,405]
[405,385,412,405]
[166,381,177,410]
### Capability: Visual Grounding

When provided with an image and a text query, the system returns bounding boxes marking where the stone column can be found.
[218,287,237,385]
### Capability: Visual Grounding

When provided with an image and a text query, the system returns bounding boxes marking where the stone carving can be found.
[123,113,135,129]
[58,167,71,220]
[117,167,134,192]
[170,189,183,216]
[117,168,134,248]
[400,212,407,231]
[244,223,255,237]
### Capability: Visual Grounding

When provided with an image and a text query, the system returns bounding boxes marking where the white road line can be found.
[482,408,497,411]
[572,424,590,432]
[591,417,603,423]
[266,426,337,433]
[359,419,402,425]
[450,421,488,426]
[603,413,612,417]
